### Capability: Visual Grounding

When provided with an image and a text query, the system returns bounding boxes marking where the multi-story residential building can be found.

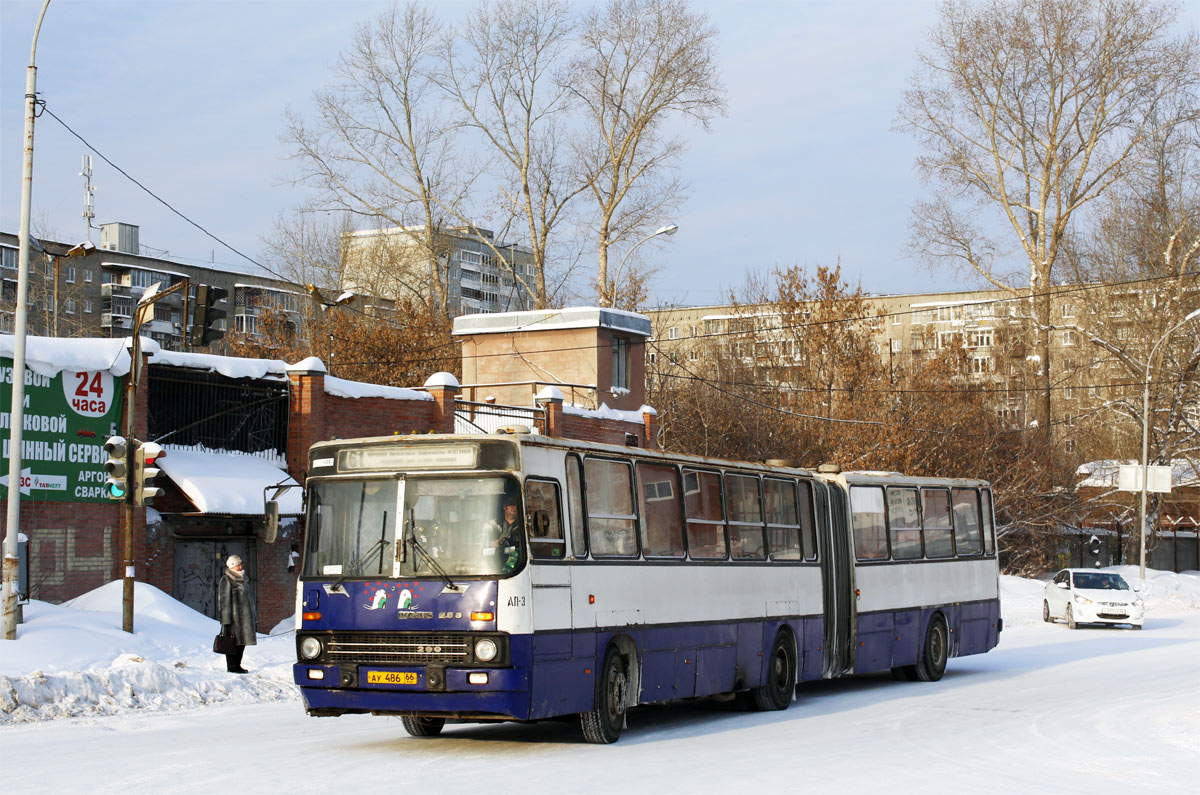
[342,224,537,316]
[647,283,1197,454]
[2,224,303,350]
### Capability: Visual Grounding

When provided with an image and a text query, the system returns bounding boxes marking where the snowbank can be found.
[0,581,297,724]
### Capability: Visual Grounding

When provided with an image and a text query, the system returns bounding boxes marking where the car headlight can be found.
[300,636,323,660]
[1074,595,1092,605]
[475,637,498,662]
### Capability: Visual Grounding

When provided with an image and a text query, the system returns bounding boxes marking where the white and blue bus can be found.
[292,431,1001,742]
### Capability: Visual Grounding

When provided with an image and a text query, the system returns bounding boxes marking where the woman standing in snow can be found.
[217,555,256,674]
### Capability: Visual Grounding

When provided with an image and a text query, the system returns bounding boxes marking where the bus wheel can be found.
[916,615,948,682]
[581,647,628,744]
[402,716,445,737]
[752,630,797,711]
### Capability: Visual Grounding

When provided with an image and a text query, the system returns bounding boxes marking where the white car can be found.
[1043,569,1144,630]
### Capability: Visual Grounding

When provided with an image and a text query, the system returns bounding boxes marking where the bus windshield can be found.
[303,476,524,579]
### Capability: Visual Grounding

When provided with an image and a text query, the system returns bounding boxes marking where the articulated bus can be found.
[292,431,1001,743]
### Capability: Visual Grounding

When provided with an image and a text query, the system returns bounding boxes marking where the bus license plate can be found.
[366,671,418,685]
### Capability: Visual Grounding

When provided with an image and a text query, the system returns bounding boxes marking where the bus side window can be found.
[636,462,685,558]
[764,477,802,560]
[922,488,954,558]
[887,487,922,560]
[797,480,818,561]
[565,455,587,559]
[850,485,888,561]
[584,458,638,557]
[726,473,766,560]
[683,469,727,560]
[525,479,566,560]
[980,488,995,555]
[952,488,983,555]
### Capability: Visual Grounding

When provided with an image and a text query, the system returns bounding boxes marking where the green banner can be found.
[1,357,126,502]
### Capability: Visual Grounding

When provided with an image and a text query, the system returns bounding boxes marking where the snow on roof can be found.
[453,306,651,337]
[563,402,654,423]
[149,349,289,380]
[1075,459,1200,489]
[325,375,432,401]
[908,298,991,308]
[0,334,149,377]
[157,447,302,515]
[232,282,301,296]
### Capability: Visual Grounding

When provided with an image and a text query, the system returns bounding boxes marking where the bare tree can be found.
[440,0,585,308]
[1059,126,1200,558]
[570,0,725,306]
[283,1,468,317]
[897,0,1200,432]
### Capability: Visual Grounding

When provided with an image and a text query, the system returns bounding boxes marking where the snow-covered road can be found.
[4,571,1199,794]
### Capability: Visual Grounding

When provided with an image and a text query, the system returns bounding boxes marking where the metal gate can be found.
[173,537,257,621]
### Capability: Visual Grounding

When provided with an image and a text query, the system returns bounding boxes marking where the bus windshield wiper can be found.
[404,514,459,592]
[333,512,390,590]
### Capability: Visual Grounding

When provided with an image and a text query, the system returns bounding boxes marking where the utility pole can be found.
[3,0,53,642]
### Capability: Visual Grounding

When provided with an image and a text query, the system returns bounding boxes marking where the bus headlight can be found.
[300,636,323,660]
[475,638,498,662]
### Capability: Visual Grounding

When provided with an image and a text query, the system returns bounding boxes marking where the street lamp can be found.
[3,0,53,642]
[607,224,678,306]
[1138,307,1200,581]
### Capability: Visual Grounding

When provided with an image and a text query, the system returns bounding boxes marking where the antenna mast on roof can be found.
[80,154,97,242]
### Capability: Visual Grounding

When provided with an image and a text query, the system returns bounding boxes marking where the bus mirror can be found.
[265,500,280,543]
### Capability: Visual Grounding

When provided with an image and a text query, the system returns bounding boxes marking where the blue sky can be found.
[3,1,1194,307]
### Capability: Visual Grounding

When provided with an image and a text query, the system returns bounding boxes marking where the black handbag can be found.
[213,631,237,654]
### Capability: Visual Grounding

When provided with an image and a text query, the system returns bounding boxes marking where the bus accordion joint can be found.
[302,612,321,621]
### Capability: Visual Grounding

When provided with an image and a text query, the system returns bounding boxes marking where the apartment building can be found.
[1,224,301,350]
[646,282,1197,455]
[342,224,537,316]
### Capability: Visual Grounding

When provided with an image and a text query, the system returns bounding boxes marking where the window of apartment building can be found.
[84,268,93,283]
[668,327,679,340]
[648,352,656,365]
[1063,384,1074,399]
[64,266,76,284]
[704,318,724,334]
[937,306,964,322]
[937,330,963,349]
[154,304,172,322]
[0,313,12,332]
[689,349,699,361]
[890,338,902,353]
[1064,439,1076,453]
[911,309,935,325]
[1061,303,1074,318]
[612,337,630,390]
[1062,329,1076,346]
[1,246,17,270]
[110,297,133,318]
[64,298,76,314]
[967,328,993,348]
[891,312,901,325]
[969,356,993,374]
[689,325,697,337]
[668,352,679,365]
[1116,325,1131,341]
[83,299,93,314]
[1064,414,1076,427]
[458,249,482,265]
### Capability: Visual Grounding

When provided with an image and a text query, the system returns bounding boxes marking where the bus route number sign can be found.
[366,671,418,685]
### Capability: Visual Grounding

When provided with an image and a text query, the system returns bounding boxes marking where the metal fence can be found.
[146,365,289,455]
[454,399,545,435]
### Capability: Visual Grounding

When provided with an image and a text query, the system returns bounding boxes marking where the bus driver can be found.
[484,496,522,573]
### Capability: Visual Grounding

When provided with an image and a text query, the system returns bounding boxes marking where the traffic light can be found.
[133,442,166,507]
[103,436,129,501]
[190,285,228,346]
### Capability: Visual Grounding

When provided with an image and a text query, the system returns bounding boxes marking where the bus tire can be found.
[752,630,797,711]
[402,716,445,737]
[581,647,628,744]
[915,615,948,682]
